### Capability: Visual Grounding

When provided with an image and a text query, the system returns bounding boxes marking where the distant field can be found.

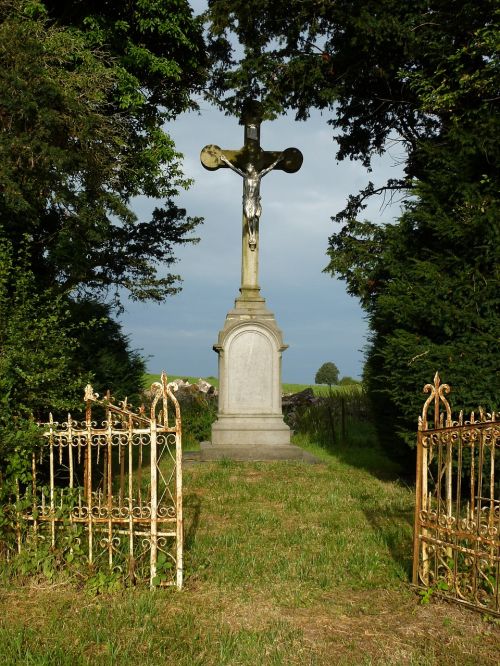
[144,373,360,396]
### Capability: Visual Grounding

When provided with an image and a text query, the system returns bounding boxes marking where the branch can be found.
[408,350,430,365]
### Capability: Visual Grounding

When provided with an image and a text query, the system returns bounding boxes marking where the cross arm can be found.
[271,148,303,174]
[200,145,241,171]
[200,144,303,175]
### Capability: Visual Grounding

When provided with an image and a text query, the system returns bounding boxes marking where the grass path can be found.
[0,442,498,664]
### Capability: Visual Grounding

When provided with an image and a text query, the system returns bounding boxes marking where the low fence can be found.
[413,373,499,615]
[7,373,183,588]
[283,385,371,448]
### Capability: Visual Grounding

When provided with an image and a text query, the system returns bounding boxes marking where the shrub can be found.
[174,390,217,449]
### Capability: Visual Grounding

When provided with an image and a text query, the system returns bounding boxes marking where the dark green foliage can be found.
[43,0,207,112]
[0,0,206,304]
[206,0,497,175]
[0,0,207,492]
[206,0,465,168]
[314,362,339,387]
[0,234,85,493]
[357,183,499,456]
[174,390,217,450]
[68,300,146,405]
[325,9,500,456]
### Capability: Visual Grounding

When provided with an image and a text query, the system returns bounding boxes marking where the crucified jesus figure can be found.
[220,153,284,251]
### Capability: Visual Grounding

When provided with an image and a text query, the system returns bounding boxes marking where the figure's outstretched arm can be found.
[259,153,284,178]
[220,154,245,177]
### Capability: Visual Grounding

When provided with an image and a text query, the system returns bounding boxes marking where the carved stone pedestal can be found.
[208,295,291,456]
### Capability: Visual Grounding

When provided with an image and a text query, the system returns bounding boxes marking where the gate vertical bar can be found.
[162,373,183,589]
[68,414,74,489]
[128,412,134,572]
[15,479,21,554]
[86,397,93,564]
[176,428,183,590]
[149,410,158,587]
[107,405,113,568]
[495,414,500,610]
[49,419,55,548]
[31,451,37,543]
[413,426,423,585]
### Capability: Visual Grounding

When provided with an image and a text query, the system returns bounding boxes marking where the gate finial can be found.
[420,372,452,430]
[84,384,98,402]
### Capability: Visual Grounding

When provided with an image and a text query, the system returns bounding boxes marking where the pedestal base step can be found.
[211,414,292,447]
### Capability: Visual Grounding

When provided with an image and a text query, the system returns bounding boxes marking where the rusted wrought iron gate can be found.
[12,373,183,588]
[413,373,500,615]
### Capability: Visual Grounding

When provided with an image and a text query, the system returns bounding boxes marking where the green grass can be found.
[1,437,498,664]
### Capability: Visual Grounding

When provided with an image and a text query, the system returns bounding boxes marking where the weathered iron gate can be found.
[413,373,500,615]
[12,373,183,588]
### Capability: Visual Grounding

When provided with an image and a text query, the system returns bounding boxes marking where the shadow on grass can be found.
[184,493,202,551]
[296,430,414,483]
[332,444,416,483]
[332,445,415,579]
[364,506,414,581]
[294,433,416,579]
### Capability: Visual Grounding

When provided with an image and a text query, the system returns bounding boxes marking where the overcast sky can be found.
[120,101,403,383]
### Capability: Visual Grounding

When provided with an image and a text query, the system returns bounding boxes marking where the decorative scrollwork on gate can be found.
[11,372,183,588]
[413,373,499,615]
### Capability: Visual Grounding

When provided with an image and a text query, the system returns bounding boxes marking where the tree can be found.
[315,362,339,387]
[325,6,499,455]
[0,233,85,491]
[68,300,146,405]
[205,0,500,459]
[0,0,207,305]
[0,1,205,485]
[206,0,497,194]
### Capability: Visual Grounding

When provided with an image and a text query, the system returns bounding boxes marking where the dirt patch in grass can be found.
[1,584,498,665]
[172,586,500,665]
[280,588,500,665]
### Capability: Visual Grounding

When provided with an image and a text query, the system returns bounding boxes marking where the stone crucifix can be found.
[200,101,303,301]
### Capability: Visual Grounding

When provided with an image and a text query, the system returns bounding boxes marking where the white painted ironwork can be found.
[13,373,183,588]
